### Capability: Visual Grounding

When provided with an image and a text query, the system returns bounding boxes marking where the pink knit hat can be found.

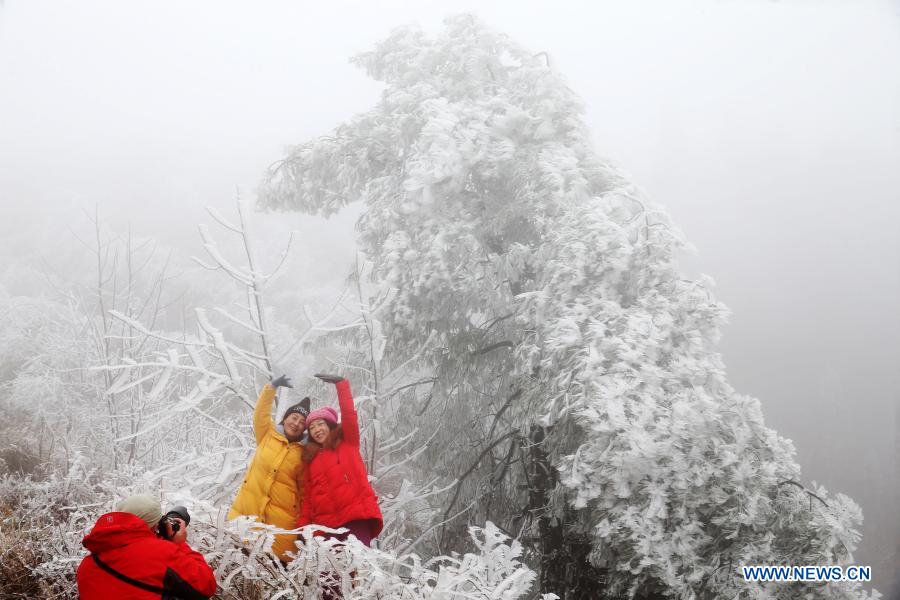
[305,406,338,430]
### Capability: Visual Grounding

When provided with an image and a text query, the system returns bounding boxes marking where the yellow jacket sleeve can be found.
[252,384,277,444]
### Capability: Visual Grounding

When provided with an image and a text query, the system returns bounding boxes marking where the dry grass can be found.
[0,510,57,599]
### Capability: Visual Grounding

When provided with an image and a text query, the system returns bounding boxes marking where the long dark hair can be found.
[302,423,343,464]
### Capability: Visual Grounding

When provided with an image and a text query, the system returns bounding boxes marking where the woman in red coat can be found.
[296,373,383,546]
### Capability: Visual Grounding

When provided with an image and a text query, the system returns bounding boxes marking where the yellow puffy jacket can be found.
[227,384,305,560]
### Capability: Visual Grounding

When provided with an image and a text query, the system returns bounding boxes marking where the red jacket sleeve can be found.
[297,468,313,528]
[336,379,359,446]
[165,542,217,599]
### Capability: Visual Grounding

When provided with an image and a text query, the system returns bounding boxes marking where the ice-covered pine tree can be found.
[258,14,877,600]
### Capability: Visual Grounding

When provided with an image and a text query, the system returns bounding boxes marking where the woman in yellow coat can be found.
[228,374,308,560]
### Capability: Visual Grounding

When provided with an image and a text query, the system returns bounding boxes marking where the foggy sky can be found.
[1,0,897,590]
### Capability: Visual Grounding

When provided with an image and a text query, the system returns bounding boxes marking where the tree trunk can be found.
[528,425,609,599]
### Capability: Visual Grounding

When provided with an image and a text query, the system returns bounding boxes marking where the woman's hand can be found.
[271,374,294,389]
[314,373,344,384]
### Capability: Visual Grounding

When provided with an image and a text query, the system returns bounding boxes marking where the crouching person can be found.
[77,494,216,599]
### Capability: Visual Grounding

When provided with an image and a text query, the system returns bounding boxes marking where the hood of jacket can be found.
[82,511,156,554]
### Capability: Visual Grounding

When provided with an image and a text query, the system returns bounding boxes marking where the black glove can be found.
[271,374,294,389]
[314,373,345,384]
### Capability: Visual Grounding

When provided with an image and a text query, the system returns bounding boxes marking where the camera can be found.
[157,505,191,540]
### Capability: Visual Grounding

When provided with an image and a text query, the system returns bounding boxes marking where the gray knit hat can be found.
[116,494,163,529]
[280,396,311,424]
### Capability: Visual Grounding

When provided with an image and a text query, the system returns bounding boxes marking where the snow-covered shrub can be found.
[0,204,550,599]
[4,476,547,600]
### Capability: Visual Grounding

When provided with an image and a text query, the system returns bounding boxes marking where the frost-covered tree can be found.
[97,199,349,504]
[258,14,878,600]
[0,210,188,477]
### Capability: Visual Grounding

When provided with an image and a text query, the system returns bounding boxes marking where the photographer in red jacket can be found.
[77,494,217,599]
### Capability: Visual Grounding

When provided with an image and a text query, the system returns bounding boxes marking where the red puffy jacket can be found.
[76,511,217,600]
[297,379,383,537]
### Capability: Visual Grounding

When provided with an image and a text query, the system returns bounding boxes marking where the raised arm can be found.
[252,384,276,444]
[335,379,358,446]
[314,374,358,446]
[253,375,293,443]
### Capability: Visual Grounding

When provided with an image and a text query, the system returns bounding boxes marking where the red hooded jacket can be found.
[297,379,383,537]
[76,511,217,600]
